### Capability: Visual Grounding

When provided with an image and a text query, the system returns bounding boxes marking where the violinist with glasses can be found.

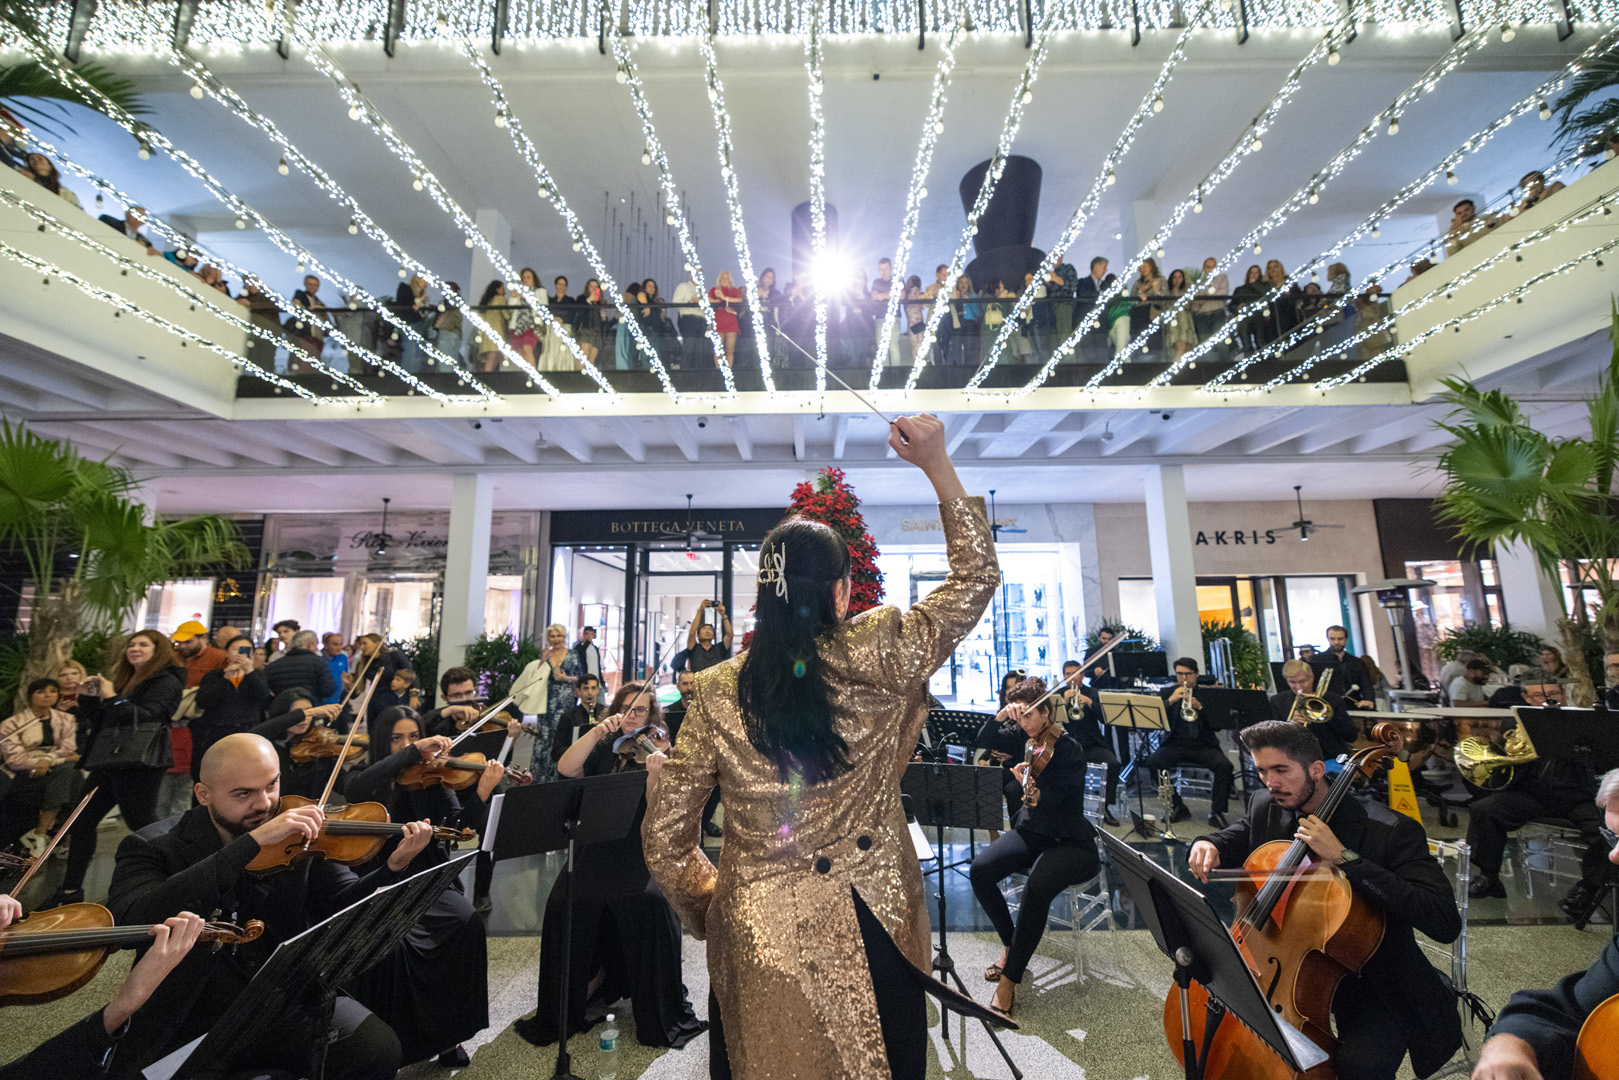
[969,676,1101,1020]
[516,682,707,1052]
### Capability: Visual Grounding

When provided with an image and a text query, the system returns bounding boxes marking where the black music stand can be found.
[900,761,1021,1080]
[1099,833,1328,1080]
[1113,651,1170,683]
[1195,688,1272,732]
[1514,707,1619,772]
[487,771,649,1080]
[144,853,474,1080]
[1101,692,1171,841]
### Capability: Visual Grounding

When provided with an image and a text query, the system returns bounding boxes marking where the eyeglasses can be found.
[1602,826,1618,850]
[623,705,650,717]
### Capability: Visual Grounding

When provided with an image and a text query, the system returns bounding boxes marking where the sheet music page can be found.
[1272,1013,1331,1070]
[482,792,505,854]
[142,1035,203,1080]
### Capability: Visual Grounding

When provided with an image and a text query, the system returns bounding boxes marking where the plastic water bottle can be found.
[598,1012,620,1080]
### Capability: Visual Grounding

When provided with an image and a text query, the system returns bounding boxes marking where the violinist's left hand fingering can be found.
[388,820,435,871]
[1295,815,1347,865]
[477,760,505,802]
[0,893,20,930]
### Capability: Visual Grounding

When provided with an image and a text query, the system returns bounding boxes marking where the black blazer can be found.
[1206,790,1463,1077]
[194,668,273,732]
[1490,938,1619,1080]
[975,722,1097,842]
[106,805,401,1073]
[1158,686,1221,749]
[1266,690,1357,760]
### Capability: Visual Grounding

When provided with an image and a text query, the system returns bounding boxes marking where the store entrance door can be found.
[632,544,737,683]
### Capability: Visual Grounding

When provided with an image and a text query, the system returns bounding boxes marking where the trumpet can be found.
[1285,668,1335,725]
[1455,724,1538,791]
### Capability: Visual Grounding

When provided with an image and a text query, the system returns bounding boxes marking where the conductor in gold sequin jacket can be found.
[643,415,1005,1080]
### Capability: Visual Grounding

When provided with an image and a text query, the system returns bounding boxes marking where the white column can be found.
[1144,464,1201,662]
[1120,199,1157,270]
[440,473,493,685]
[470,209,511,294]
[1495,539,1565,642]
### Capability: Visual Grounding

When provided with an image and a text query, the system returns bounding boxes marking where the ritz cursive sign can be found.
[350,529,448,552]
[1195,530,1279,546]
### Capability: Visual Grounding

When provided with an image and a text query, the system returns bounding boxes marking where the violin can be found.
[1018,718,1060,807]
[1164,723,1404,1079]
[290,725,371,765]
[397,751,533,791]
[245,795,475,874]
[1576,992,1619,1079]
[613,724,670,767]
[0,903,262,1006]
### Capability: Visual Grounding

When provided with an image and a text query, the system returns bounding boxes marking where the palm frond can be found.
[0,58,149,136]
[1554,54,1619,136]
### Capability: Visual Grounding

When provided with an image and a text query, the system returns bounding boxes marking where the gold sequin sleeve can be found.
[879,495,1000,693]
[641,675,719,939]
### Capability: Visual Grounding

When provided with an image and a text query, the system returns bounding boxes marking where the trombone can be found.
[1286,667,1334,725]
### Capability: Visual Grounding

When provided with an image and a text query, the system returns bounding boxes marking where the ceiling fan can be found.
[987,490,1027,541]
[659,494,723,550]
[1267,485,1344,542]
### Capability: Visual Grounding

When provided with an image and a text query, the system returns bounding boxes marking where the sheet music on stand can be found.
[143,852,476,1080]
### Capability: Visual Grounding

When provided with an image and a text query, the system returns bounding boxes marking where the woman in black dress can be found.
[515,681,706,1051]
[249,687,345,800]
[342,706,501,1068]
[969,676,1101,1018]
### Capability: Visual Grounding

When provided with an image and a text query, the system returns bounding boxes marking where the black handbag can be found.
[82,702,174,772]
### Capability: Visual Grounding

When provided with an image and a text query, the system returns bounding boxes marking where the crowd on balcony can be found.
[1,103,1590,381]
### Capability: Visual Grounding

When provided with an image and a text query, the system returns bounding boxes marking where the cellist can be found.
[1472,768,1619,1080]
[1188,721,1462,1080]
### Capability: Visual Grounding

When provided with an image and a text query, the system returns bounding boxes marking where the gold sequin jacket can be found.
[642,496,999,1079]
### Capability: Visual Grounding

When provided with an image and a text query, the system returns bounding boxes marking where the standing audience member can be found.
[1192,257,1228,357]
[99,203,158,255]
[264,630,337,702]
[510,623,582,783]
[1449,658,1492,704]
[710,271,743,370]
[671,272,705,368]
[948,274,979,364]
[432,282,464,364]
[1514,170,1567,215]
[573,626,602,683]
[1163,267,1197,365]
[22,152,80,207]
[475,280,509,372]
[190,636,273,780]
[1230,264,1267,354]
[321,633,350,704]
[509,268,546,368]
[286,275,330,368]
[1446,199,1485,255]
[1075,256,1110,360]
[171,620,226,689]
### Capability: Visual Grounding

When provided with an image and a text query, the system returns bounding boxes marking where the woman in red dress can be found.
[708,271,743,370]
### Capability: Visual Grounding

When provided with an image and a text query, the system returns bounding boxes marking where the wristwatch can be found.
[1338,848,1361,866]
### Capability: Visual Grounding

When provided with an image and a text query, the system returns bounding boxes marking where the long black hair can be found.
[374,705,420,764]
[737,518,852,786]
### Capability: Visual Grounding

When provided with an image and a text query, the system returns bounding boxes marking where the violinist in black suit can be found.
[1189,721,1462,1080]
[105,732,433,1079]
[1473,769,1619,1080]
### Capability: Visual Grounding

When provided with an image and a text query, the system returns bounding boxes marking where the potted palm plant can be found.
[0,0,147,137]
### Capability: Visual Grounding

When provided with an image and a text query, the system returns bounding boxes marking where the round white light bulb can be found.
[616,69,628,84]
[1152,94,1164,112]
[1021,89,1033,105]
[190,84,204,99]
[1327,48,1340,65]
[235,217,246,229]
[348,220,359,235]
[277,158,289,175]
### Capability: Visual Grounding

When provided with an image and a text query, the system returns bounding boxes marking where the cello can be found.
[1164,723,1405,1079]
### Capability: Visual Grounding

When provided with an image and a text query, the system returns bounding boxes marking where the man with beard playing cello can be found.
[1187,720,1463,1080]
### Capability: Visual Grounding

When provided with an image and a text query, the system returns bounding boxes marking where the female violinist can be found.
[249,687,345,800]
[341,706,504,1068]
[516,682,706,1052]
[58,631,185,906]
[969,676,1101,1019]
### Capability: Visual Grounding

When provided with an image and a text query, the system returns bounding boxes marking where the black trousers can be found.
[1466,778,1610,884]
[64,767,164,892]
[705,891,925,1080]
[1332,979,1408,1080]
[1141,741,1233,813]
[969,827,1100,983]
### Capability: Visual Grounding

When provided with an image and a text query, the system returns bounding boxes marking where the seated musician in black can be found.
[106,732,433,1079]
[0,902,215,1080]
[1055,659,1120,825]
[515,681,707,1051]
[421,665,487,738]
[548,672,609,764]
[248,686,344,800]
[1268,658,1359,761]
[1473,768,1619,1080]
[1144,657,1235,827]
[343,705,507,1068]
[969,677,1101,1020]
[1464,683,1613,917]
[1189,721,1462,1080]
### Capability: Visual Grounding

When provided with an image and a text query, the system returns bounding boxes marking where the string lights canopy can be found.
[697,29,776,393]
[804,6,829,388]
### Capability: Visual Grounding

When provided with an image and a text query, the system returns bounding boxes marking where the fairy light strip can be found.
[0,238,331,404]
[1241,189,1619,393]
[869,13,963,392]
[609,34,738,396]
[1203,27,1619,390]
[904,0,1067,391]
[974,12,1198,380]
[1125,22,1495,385]
[1316,233,1619,392]
[0,187,386,402]
[805,7,829,388]
[455,34,718,400]
[263,12,608,398]
[697,31,774,392]
[1,27,500,403]
[15,130,476,402]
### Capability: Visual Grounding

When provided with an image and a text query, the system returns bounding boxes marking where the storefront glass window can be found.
[1284,577,1353,654]
[1404,558,1503,683]
[1117,579,1160,645]
[133,579,215,636]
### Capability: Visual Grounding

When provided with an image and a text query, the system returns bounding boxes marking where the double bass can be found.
[1164,723,1405,1079]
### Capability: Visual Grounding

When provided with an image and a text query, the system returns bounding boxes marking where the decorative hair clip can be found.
[756,546,788,599]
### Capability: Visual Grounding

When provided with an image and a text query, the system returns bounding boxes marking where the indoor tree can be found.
[1431,310,1619,705]
[0,421,245,706]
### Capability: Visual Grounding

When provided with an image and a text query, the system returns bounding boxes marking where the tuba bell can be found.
[1286,667,1335,725]
[1454,725,1538,791]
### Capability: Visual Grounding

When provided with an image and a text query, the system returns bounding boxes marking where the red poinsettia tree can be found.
[786,466,884,614]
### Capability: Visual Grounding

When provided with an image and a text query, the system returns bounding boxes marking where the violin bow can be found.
[331,647,379,721]
[444,692,518,754]
[1028,635,1134,712]
[11,786,98,895]
[313,675,379,816]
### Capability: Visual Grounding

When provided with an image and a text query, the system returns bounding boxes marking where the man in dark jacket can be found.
[1055,659,1120,824]
[1144,657,1235,827]
[1190,721,1463,1080]
[1268,658,1360,761]
[1471,769,1619,1080]
[190,636,273,780]
[107,733,431,1079]
[264,630,337,702]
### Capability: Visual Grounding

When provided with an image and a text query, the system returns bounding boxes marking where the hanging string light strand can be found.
[805,5,829,388]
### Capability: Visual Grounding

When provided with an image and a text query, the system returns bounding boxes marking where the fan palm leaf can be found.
[1553,53,1619,154]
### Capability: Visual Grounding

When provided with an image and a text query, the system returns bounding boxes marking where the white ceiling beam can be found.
[1237,408,1339,454]
[664,416,700,462]
[608,419,648,463]
[978,411,1067,459]
[540,423,595,464]
[189,420,298,467]
[1148,411,1243,456]
[1295,406,1416,455]
[30,423,189,469]
[945,412,981,455]
[82,421,238,468]
[1348,411,1447,454]
[374,419,486,466]
[831,414,850,460]
[1100,413,1159,457]
[731,417,753,462]
[472,419,541,464]
[792,415,806,462]
[293,423,400,465]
